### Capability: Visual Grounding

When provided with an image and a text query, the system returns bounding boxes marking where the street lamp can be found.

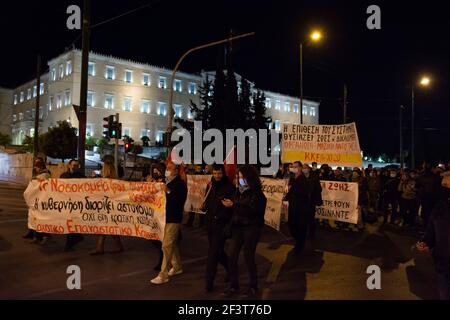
[411,76,431,169]
[300,30,323,124]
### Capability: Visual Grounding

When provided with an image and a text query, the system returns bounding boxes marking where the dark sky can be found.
[1,0,449,163]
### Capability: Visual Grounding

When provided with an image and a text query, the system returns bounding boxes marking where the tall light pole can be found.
[411,76,430,169]
[300,30,322,124]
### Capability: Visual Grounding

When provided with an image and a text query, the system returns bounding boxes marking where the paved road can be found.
[0,181,439,300]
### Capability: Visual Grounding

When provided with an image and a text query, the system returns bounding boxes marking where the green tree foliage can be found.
[42,121,77,163]
[0,133,11,147]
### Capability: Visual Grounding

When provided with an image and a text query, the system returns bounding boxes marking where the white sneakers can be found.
[168,268,183,276]
[150,268,183,285]
[150,275,169,285]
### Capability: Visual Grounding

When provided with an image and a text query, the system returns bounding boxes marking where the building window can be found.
[39,107,43,119]
[30,128,35,137]
[187,108,193,119]
[87,91,95,107]
[31,108,35,119]
[142,73,150,86]
[174,79,182,92]
[140,129,151,139]
[157,102,167,116]
[123,128,131,138]
[12,114,17,122]
[123,97,132,112]
[105,65,115,80]
[20,91,24,103]
[88,62,95,76]
[33,85,37,98]
[56,94,62,108]
[66,60,72,75]
[59,64,64,79]
[51,68,56,81]
[141,100,150,114]
[275,100,281,110]
[159,76,167,89]
[26,110,30,119]
[293,104,299,113]
[26,89,31,100]
[125,70,133,83]
[18,113,23,121]
[302,106,308,115]
[86,124,93,137]
[40,83,44,95]
[188,82,197,94]
[13,94,17,105]
[104,94,114,109]
[274,120,281,131]
[156,130,164,143]
[265,98,271,109]
[49,96,53,111]
[65,90,71,106]
[174,104,182,118]
[284,102,290,112]
[310,106,316,117]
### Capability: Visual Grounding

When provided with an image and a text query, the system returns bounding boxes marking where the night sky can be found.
[1,0,449,163]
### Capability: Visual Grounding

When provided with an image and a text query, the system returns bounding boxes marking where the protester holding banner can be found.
[221,165,267,298]
[60,159,86,251]
[285,161,323,254]
[24,157,52,244]
[89,161,124,255]
[203,164,235,293]
[147,162,166,271]
[151,162,187,285]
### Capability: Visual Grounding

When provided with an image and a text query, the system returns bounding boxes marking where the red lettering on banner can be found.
[66,219,75,233]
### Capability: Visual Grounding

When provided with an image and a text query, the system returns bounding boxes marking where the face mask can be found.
[369,173,374,177]
[239,178,247,187]
[390,173,396,178]
[289,168,298,174]
[410,174,416,179]
[302,168,310,175]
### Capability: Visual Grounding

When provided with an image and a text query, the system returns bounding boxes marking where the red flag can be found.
[224,145,237,185]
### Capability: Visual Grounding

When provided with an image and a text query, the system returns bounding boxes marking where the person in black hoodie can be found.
[416,173,450,300]
[151,162,188,285]
[60,159,86,252]
[286,161,323,254]
[203,164,235,293]
[221,165,267,298]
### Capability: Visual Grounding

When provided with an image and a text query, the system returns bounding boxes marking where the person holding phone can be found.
[221,165,267,298]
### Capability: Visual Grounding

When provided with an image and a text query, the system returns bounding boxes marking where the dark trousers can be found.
[399,198,419,225]
[436,271,450,300]
[288,205,315,251]
[228,224,261,290]
[205,220,229,288]
[421,196,437,228]
[65,233,84,249]
[383,196,399,222]
[186,212,205,226]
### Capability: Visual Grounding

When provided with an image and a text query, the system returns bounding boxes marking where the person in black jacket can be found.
[60,159,86,252]
[203,164,235,293]
[286,161,323,254]
[416,174,450,300]
[221,165,267,298]
[382,169,400,224]
[151,162,188,285]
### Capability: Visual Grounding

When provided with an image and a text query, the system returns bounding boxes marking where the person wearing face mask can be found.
[202,164,235,293]
[367,168,381,214]
[382,170,400,224]
[221,165,267,298]
[285,161,323,254]
[151,162,187,285]
[60,159,86,251]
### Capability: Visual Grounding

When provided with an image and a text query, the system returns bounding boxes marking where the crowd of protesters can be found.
[22,156,450,299]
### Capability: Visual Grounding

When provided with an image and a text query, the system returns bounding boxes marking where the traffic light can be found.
[124,142,132,153]
[103,115,114,138]
[110,121,121,139]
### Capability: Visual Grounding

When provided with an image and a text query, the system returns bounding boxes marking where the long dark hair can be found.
[239,165,261,190]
